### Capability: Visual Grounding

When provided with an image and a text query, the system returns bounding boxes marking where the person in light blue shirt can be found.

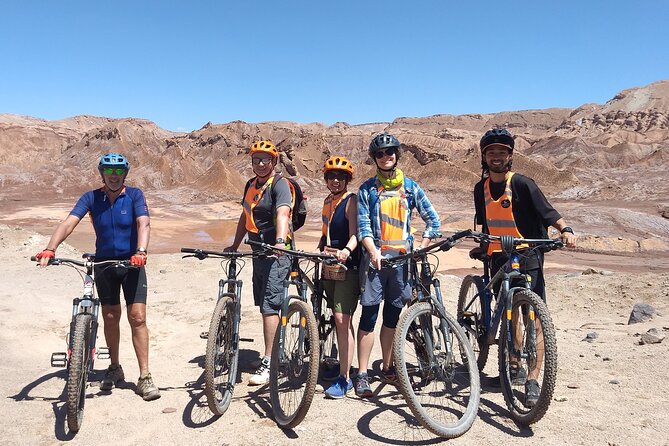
[354,133,441,398]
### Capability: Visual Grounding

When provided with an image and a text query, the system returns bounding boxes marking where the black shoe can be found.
[510,366,528,385]
[525,379,540,408]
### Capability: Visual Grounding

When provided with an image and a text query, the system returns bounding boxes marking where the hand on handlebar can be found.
[369,248,382,270]
[35,249,55,267]
[130,252,147,267]
[560,231,577,248]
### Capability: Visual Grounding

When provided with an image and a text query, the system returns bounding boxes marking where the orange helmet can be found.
[323,156,353,176]
[250,140,278,159]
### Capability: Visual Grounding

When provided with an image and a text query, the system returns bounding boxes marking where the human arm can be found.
[361,236,381,270]
[551,218,576,248]
[274,205,291,249]
[356,181,374,241]
[37,214,82,267]
[412,181,442,247]
[335,194,359,263]
[224,212,247,252]
[130,215,150,266]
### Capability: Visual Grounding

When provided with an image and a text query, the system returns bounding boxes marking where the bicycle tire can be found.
[457,275,490,371]
[318,295,337,366]
[66,313,93,433]
[498,289,557,425]
[393,302,480,438]
[204,294,239,416]
[270,298,319,429]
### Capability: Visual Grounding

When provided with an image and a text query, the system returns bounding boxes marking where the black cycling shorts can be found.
[94,264,148,306]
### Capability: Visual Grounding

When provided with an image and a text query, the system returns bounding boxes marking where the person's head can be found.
[323,156,353,194]
[479,128,514,174]
[369,132,401,172]
[250,140,278,178]
[98,152,129,192]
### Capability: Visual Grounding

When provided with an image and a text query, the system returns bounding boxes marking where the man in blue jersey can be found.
[36,153,160,401]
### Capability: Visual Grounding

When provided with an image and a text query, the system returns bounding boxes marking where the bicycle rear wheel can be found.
[270,298,319,429]
[393,302,480,438]
[457,275,489,372]
[318,295,337,366]
[498,289,557,425]
[66,313,93,433]
[204,294,239,416]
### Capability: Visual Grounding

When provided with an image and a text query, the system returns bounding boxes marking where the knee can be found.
[382,304,402,329]
[102,306,122,323]
[128,310,147,328]
[358,305,379,332]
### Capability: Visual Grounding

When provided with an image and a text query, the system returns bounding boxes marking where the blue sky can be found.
[2,1,668,132]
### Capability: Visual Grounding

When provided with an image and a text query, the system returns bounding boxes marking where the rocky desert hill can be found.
[1,80,668,252]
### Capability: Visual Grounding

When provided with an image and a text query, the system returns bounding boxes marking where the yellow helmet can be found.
[250,140,278,159]
[323,156,354,176]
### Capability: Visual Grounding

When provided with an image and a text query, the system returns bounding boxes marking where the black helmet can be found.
[480,128,514,153]
[369,132,401,155]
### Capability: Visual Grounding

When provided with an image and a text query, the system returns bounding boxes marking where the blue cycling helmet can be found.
[98,152,129,170]
[479,128,514,153]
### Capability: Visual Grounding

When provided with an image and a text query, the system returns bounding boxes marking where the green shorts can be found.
[322,269,360,315]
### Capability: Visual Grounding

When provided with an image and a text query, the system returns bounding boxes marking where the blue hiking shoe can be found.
[325,376,353,399]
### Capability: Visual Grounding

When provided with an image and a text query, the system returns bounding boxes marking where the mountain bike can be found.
[382,229,480,438]
[32,254,131,433]
[245,239,341,428]
[457,231,562,425]
[180,248,257,416]
[294,254,338,369]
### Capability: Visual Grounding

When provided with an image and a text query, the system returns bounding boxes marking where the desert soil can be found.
[1,204,668,446]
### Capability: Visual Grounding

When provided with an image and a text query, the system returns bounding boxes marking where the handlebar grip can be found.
[30,256,38,262]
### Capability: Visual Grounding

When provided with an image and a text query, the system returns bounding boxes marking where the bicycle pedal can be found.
[239,337,254,342]
[96,347,110,360]
[199,332,208,339]
[51,352,67,367]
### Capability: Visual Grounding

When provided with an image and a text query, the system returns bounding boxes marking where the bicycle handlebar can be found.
[380,229,473,266]
[244,239,346,269]
[30,257,133,268]
[466,231,564,251]
[180,247,257,260]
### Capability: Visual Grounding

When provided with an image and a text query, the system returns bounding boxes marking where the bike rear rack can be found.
[51,352,67,367]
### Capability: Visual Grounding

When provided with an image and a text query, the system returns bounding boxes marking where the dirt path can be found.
[1,223,668,446]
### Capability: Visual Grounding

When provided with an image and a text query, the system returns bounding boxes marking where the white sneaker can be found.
[248,358,270,386]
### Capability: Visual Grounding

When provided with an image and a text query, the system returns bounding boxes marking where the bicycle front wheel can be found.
[66,313,93,433]
[393,302,480,438]
[457,275,489,371]
[498,289,558,425]
[204,294,239,416]
[270,298,319,429]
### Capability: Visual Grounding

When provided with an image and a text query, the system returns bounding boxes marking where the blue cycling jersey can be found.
[70,186,149,259]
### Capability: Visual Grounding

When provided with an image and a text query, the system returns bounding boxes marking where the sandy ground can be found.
[1,209,669,445]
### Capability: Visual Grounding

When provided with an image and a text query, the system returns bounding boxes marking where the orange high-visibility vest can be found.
[321,191,351,244]
[242,176,276,234]
[484,172,528,255]
[378,184,410,254]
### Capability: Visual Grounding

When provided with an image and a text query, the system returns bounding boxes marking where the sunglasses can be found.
[102,167,126,175]
[252,157,273,166]
[374,148,396,159]
[325,171,349,181]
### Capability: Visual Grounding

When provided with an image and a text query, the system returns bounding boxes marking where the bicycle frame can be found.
[383,230,471,374]
[465,232,563,366]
